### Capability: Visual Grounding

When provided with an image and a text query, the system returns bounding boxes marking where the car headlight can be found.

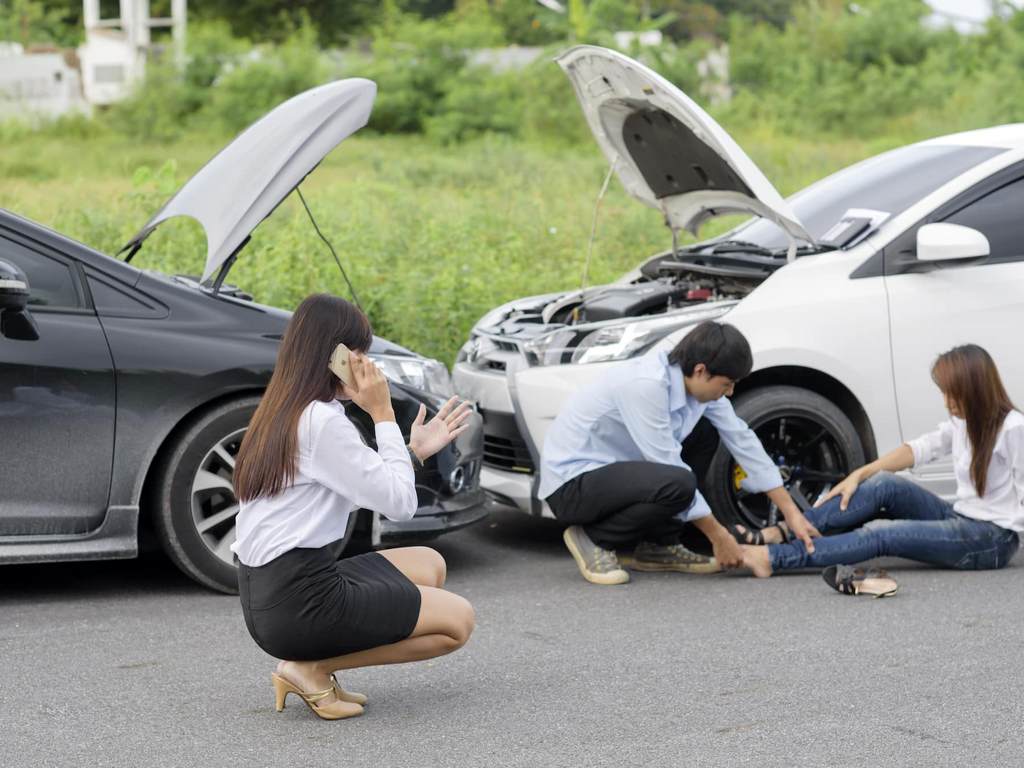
[371,355,454,397]
[524,305,733,366]
[523,328,577,366]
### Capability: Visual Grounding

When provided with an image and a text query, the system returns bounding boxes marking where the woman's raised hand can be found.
[409,396,473,462]
[347,353,395,423]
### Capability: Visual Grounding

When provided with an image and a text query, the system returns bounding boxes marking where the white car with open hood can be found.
[452,45,1024,533]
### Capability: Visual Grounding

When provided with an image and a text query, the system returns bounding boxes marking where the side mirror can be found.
[916,223,990,262]
[0,259,39,341]
[0,258,29,312]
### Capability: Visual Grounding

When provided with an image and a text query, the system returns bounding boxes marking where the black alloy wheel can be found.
[705,386,866,532]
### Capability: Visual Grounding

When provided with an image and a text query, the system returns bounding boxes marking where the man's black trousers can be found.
[545,417,720,550]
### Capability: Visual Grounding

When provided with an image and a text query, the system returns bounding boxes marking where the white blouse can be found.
[906,410,1024,533]
[231,399,416,567]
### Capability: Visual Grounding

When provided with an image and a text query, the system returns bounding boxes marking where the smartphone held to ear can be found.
[329,343,354,387]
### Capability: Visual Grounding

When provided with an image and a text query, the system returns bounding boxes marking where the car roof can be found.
[919,123,1024,150]
[0,207,141,284]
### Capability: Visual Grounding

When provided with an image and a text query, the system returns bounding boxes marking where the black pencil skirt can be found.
[237,543,422,661]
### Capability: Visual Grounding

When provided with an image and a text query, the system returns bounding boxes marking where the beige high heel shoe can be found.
[271,673,364,720]
[331,673,368,706]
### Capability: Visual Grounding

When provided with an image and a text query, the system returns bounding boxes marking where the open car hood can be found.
[122,78,376,283]
[556,46,811,247]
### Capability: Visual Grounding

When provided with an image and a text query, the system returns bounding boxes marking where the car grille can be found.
[480,409,535,474]
[460,334,524,372]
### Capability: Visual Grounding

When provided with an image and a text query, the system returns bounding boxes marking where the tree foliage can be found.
[0,0,81,46]
[8,0,1024,148]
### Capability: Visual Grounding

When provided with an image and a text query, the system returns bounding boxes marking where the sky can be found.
[925,0,1023,32]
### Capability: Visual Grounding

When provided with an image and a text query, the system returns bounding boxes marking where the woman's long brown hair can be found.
[931,344,1016,497]
[234,293,373,502]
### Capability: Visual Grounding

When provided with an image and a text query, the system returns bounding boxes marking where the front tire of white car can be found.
[705,386,866,533]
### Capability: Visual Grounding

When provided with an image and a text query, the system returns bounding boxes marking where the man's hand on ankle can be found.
[692,516,743,569]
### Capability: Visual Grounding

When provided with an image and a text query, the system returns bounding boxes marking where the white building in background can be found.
[78,0,187,105]
[0,0,187,120]
[612,29,663,49]
[0,43,89,121]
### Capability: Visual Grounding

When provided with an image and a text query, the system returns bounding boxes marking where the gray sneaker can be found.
[626,541,721,574]
[562,526,630,585]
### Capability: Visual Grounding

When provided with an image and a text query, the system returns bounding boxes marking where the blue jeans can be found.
[769,473,1020,572]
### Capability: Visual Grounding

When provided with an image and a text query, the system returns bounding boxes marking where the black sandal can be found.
[774,521,792,543]
[728,522,792,546]
[822,565,898,597]
[728,523,765,545]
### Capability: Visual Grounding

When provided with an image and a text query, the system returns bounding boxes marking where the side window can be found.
[0,237,81,308]
[87,275,152,315]
[942,177,1024,265]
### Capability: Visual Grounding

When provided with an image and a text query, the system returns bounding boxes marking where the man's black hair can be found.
[668,321,753,380]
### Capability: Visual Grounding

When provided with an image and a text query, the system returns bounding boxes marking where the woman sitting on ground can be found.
[739,344,1022,594]
[231,293,475,720]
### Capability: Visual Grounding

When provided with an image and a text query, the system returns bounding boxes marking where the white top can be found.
[231,399,416,567]
[906,410,1024,533]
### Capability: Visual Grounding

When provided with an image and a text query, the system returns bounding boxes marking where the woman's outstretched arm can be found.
[815,443,915,511]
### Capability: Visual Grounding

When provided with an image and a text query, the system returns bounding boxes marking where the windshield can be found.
[715,144,1005,252]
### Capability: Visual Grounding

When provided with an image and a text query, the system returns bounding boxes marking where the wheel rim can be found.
[728,414,850,530]
[191,427,245,566]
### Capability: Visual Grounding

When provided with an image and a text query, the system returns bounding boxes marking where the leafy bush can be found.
[103,20,251,140]
[104,62,195,141]
[345,7,505,135]
[0,0,81,47]
[513,54,591,145]
[424,66,524,143]
[89,0,1024,150]
[717,0,1024,140]
[201,24,330,133]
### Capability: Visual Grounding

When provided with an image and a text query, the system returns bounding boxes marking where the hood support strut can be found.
[122,241,143,264]
[211,236,250,295]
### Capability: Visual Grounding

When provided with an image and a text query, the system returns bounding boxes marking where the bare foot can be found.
[741,545,773,578]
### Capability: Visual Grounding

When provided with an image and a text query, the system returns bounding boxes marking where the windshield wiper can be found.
[770,244,834,257]
[706,239,775,256]
[679,238,833,261]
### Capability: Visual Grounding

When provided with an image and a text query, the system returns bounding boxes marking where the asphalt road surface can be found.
[3,507,1022,767]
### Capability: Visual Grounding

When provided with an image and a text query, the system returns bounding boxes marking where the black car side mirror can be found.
[0,259,39,341]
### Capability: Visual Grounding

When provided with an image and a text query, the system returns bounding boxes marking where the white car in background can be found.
[453,45,1024,533]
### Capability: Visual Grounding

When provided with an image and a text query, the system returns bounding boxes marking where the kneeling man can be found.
[540,321,819,585]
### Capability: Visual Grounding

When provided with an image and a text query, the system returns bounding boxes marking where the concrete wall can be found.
[0,45,90,121]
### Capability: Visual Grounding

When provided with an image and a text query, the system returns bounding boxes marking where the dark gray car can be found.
[0,79,487,593]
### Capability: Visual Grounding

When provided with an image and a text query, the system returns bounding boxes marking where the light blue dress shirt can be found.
[538,350,784,521]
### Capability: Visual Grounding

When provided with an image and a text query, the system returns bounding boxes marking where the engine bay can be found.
[540,256,766,327]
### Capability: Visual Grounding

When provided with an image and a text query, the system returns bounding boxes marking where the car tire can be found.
[152,397,260,593]
[150,396,352,594]
[704,386,865,532]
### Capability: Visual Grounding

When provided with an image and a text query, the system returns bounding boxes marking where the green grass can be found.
[0,127,893,364]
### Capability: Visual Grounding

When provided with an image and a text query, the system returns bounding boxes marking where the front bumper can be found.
[346,379,493,541]
[480,466,540,517]
[381,488,492,543]
[453,358,550,518]
[454,339,619,520]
